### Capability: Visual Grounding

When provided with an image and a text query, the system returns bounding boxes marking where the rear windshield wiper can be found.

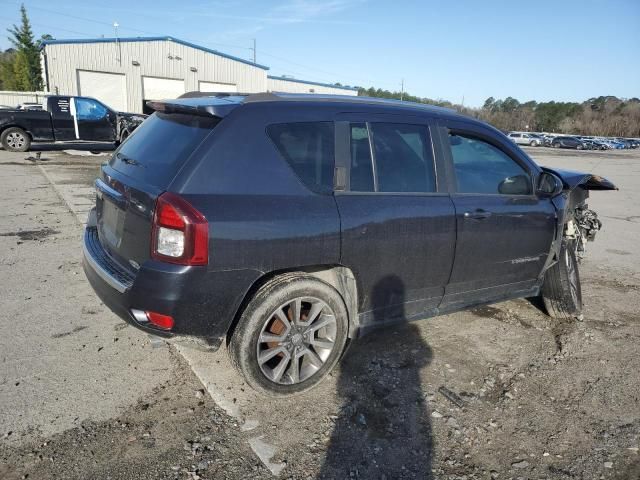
[116,152,142,167]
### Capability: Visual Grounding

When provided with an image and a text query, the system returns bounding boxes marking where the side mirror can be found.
[498,174,531,195]
[537,171,564,197]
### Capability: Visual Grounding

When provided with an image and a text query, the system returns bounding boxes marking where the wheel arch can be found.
[0,124,33,140]
[225,265,360,345]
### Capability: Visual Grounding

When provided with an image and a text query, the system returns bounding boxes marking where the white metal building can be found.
[38,36,359,114]
[267,75,358,96]
[41,36,269,113]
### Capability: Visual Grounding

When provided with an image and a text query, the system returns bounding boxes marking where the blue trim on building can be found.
[41,36,270,70]
[268,75,359,91]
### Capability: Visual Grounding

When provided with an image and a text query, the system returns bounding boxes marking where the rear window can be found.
[109,113,218,187]
[267,122,335,193]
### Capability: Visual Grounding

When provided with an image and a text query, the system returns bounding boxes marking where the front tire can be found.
[1,127,31,152]
[229,273,349,396]
[542,241,582,319]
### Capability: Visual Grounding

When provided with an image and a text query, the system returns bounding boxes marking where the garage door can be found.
[142,77,185,113]
[142,77,185,101]
[199,81,237,93]
[77,70,127,112]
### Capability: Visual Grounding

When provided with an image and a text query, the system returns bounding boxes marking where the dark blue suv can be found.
[83,93,615,395]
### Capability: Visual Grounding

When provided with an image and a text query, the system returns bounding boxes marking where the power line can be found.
[0,1,393,90]
[258,49,395,88]
[19,3,253,52]
[0,15,97,38]
[15,2,384,87]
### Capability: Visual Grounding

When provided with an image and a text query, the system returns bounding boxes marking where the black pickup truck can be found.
[0,96,146,152]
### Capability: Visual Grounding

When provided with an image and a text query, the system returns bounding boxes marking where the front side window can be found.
[75,98,108,121]
[369,123,436,193]
[449,133,532,195]
[267,122,334,193]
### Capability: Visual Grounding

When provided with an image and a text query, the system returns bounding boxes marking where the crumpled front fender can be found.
[542,166,617,191]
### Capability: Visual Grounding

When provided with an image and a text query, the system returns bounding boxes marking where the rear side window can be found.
[110,113,218,188]
[349,123,375,192]
[267,122,335,193]
[369,123,436,193]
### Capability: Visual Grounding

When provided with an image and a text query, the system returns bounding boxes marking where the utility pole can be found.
[250,38,256,64]
[113,22,121,65]
[400,78,404,101]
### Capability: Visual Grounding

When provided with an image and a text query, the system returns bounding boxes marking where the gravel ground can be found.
[0,146,639,479]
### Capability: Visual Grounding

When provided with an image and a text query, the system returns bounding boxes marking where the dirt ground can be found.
[0,146,639,480]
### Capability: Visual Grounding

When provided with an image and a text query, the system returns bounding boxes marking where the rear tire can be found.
[542,240,582,319]
[229,273,349,396]
[1,127,31,152]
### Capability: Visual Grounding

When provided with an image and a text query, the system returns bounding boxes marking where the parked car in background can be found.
[0,95,146,152]
[541,135,556,147]
[83,93,616,395]
[551,136,587,149]
[605,139,626,150]
[616,138,637,149]
[507,131,543,146]
[588,139,609,150]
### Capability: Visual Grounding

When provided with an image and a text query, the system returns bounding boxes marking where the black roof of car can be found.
[150,92,461,120]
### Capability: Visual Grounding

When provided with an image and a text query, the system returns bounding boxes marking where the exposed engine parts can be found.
[564,205,602,261]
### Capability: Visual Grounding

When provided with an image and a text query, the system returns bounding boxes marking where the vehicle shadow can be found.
[318,275,434,479]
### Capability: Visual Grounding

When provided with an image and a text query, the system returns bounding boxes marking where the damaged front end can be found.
[564,205,602,261]
[543,167,617,263]
[115,112,148,142]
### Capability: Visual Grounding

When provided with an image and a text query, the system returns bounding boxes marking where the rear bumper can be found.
[82,220,262,350]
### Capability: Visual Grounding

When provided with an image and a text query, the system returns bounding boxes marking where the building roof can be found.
[41,36,270,70]
[267,75,359,92]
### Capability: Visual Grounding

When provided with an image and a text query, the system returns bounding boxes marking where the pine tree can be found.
[7,4,42,91]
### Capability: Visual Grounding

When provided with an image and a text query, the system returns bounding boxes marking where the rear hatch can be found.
[96,111,220,269]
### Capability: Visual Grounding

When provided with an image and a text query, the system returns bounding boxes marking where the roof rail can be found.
[178,91,252,99]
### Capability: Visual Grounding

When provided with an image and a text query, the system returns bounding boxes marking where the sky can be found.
[0,0,638,107]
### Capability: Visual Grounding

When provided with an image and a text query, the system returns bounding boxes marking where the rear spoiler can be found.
[145,100,241,118]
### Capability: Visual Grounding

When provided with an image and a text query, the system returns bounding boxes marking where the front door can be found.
[334,116,456,331]
[73,97,116,142]
[437,122,556,309]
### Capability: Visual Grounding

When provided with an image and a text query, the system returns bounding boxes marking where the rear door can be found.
[96,112,219,268]
[334,114,456,330]
[436,120,556,309]
[48,96,76,141]
[73,97,116,142]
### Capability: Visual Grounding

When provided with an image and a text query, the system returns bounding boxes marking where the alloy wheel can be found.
[6,132,25,149]
[256,297,337,385]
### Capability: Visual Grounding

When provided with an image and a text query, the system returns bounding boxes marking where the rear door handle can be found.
[464,209,492,220]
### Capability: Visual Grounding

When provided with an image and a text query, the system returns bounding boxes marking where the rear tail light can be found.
[151,192,208,265]
[145,311,174,330]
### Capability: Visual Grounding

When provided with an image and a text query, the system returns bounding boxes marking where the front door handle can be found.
[464,209,492,220]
